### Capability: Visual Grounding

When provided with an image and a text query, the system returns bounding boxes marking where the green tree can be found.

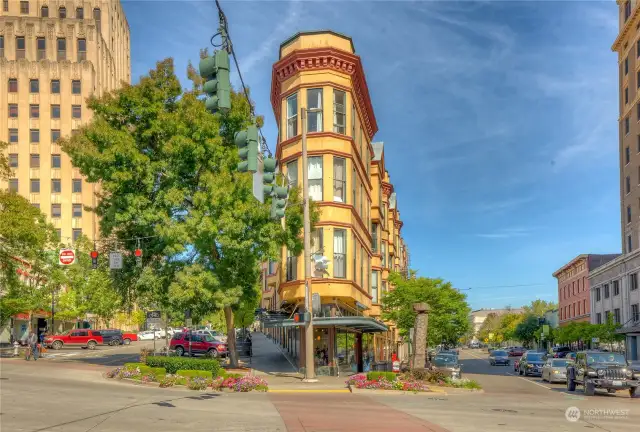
[381,272,471,347]
[513,315,541,347]
[61,58,314,367]
[522,299,557,317]
[476,313,501,343]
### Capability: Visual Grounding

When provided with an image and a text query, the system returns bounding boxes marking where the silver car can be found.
[542,358,569,383]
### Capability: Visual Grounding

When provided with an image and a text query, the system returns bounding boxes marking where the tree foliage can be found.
[381,272,471,346]
[522,299,557,317]
[61,58,316,366]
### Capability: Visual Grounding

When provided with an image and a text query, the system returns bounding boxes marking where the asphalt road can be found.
[38,339,159,366]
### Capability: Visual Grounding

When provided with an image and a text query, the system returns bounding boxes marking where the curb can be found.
[349,385,442,396]
[268,389,350,393]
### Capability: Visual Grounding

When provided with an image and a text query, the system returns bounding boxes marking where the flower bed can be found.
[105,367,268,392]
[345,373,430,393]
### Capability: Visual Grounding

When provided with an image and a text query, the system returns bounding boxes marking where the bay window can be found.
[286,93,298,138]
[333,157,346,202]
[308,156,323,201]
[333,229,346,278]
[307,88,323,132]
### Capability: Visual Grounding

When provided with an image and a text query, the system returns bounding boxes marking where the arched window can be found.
[59,6,66,19]
[41,6,49,17]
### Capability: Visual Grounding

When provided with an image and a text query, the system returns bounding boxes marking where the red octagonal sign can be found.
[59,248,76,266]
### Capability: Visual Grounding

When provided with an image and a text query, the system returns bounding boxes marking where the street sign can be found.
[109,252,123,269]
[592,337,599,343]
[484,338,489,343]
[59,249,76,266]
[146,310,162,324]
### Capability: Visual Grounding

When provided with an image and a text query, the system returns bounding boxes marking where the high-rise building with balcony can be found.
[262,31,408,373]
[0,0,131,242]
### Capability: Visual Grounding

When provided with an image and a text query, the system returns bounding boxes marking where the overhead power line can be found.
[462,283,547,290]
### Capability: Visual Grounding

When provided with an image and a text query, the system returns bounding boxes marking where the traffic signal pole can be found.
[301,108,316,382]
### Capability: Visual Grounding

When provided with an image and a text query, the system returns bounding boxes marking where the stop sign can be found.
[59,249,76,265]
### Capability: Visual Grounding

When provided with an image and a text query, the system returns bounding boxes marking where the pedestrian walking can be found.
[25,331,38,361]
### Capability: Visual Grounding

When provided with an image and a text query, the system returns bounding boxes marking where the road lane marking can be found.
[506,372,554,390]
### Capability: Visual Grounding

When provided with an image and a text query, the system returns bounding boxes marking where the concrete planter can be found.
[348,384,483,395]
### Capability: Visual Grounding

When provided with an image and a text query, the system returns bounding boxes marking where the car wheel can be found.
[123,338,131,345]
[87,341,97,350]
[607,389,616,394]
[567,377,576,392]
[176,346,185,356]
[52,341,63,350]
[207,349,218,358]
[109,340,119,346]
[584,381,595,396]
[629,387,637,398]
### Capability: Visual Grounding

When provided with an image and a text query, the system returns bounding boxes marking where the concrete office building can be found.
[0,0,131,242]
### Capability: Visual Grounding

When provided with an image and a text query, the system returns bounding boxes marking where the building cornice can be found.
[271,47,379,141]
[612,6,640,51]
[552,254,588,278]
[381,182,393,198]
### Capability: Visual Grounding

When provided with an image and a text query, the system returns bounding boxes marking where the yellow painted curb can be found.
[268,389,351,393]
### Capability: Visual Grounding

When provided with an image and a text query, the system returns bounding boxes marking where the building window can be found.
[72,229,82,243]
[30,129,39,143]
[16,36,25,59]
[51,179,61,193]
[628,205,632,223]
[626,116,630,135]
[30,179,40,193]
[8,179,18,192]
[629,235,633,253]
[359,183,363,216]
[76,7,84,19]
[71,80,82,94]
[308,156,323,201]
[625,0,632,22]
[93,8,101,31]
[0,35,3,57]
[286,158,298,186]
[9,129,18,143]
[8,78,18,92]
[51,154,61,169]
[631,272,638,290]
[51,104,60,119]
[57,38,66,60]
[30,79,39,93]
[333,89,346,134]
[51,80,60,93]
[307,88,323,133]
[77,39,86,61]
[596,287,601,301]
[614,308,621,324]
[625,87,629,105]
[625,57,629,75]
[3,0,7,12]
[352,233,357,283]
[613,280,620,296]
[381,242,387,267]
[41,5,48,17]
[286,93,297,139]
[72,203,82,218]
[371,223,378,253]
[333,229,346,278]
[51,129,61,142]
[286,250,297,281]
[626,176,631,194]
[72,105,81,119]
[20,1,28,14]
[72,179,82,193]
[370,270,379,303]
[30,154,40,168]
[9,154,18,168]
[37,37,46,60]
[626,146,630,164]
[333,157,346,203]
[51,203,61,218]
[632,304,640,322]
[596,312,602,324]
[268,260,277,275]
[360,246,364,287]
[30,104,39,118]
[59,6,66,18]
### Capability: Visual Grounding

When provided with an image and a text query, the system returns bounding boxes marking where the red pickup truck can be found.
[45,329,103,350]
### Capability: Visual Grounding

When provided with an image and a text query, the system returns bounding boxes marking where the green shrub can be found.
[176,370,213,379]
[220,371,243,379]
[145,356,221,376]
[124,362,153,375]
[366,372,396,382]
[151,367,166,377]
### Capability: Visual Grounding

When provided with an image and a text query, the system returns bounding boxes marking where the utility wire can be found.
[462,283,547,290]
[214,0,273,158]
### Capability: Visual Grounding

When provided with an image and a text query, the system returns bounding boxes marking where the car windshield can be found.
[433,355,458,366]
[203,335,215,342]
[586,353,626,365]
[526,353,544,361]
[551,359,568,367]
[493,351,508,356]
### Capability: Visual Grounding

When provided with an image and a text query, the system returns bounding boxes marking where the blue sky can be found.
[121,0,621,310]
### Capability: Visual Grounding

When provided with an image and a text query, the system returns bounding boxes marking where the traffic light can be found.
[235,124,259,172]
[270,185,288,220]
[90,250,98,269]
[198,50,231,113]
[262,157,277,195]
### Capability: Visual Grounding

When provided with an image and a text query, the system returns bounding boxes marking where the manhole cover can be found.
[492,409,518,414]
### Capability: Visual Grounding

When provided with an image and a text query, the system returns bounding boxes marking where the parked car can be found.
[195,329,227,343]
[551,346,572,358]
[121,331,138,345]
[137,330,161,341]
[518,351,545,376]
[489,349,510,366]
[170,332,227,358]
[431,353,461,378]
[93,329,123,346]
[542,358,569,383]
[508,347,525,357]
[566,351,639,397]
[44,329,103,350]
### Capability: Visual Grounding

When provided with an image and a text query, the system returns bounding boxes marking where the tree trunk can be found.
[224,305,238,368]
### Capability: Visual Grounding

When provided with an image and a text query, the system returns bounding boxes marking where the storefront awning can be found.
[262,316,388,333]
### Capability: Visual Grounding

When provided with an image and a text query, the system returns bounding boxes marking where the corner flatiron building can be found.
[262,31,409,373]
[0,0,130,242]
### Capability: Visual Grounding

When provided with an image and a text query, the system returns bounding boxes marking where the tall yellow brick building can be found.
[262,31,409,374]
[0,0,131,243]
